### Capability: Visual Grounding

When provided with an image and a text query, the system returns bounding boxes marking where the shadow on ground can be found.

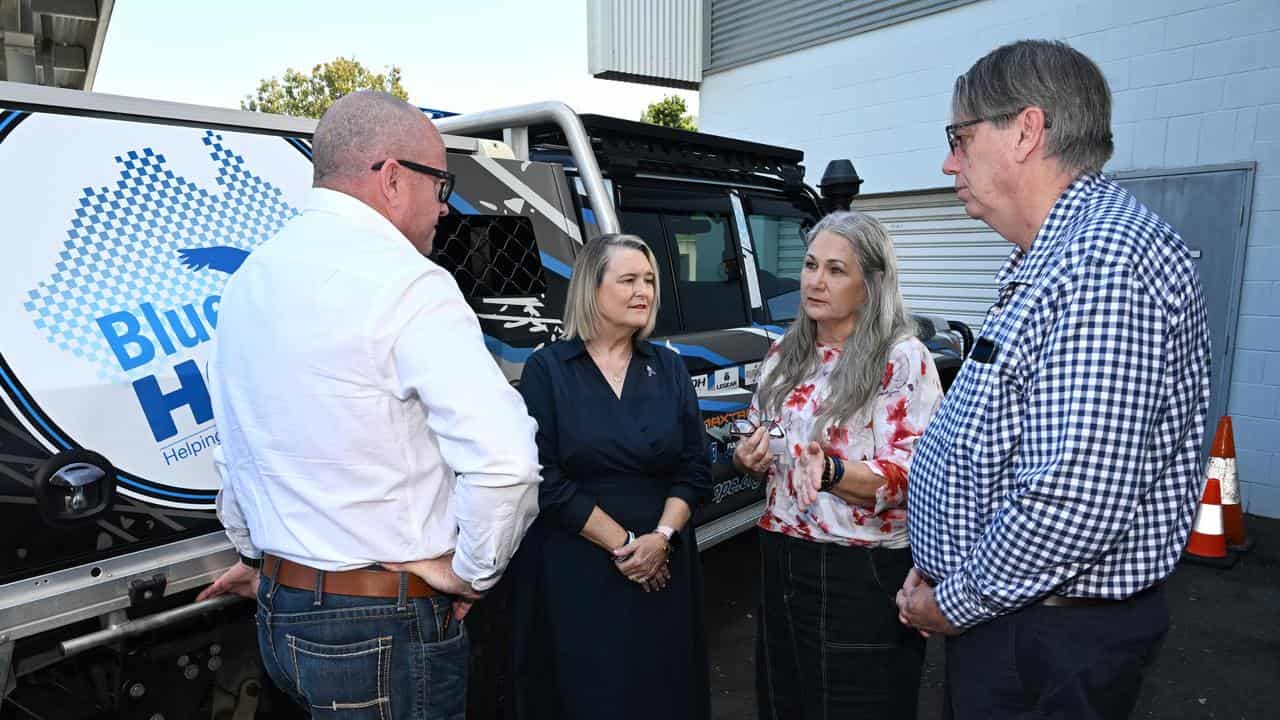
[703,515,1280,719]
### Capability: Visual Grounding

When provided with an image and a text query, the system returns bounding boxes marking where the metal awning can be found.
[0,0,113,89]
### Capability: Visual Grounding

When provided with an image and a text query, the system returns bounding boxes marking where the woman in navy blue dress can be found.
[510,234,712,719]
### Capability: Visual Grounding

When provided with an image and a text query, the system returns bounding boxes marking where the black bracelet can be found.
[820,456,843,493]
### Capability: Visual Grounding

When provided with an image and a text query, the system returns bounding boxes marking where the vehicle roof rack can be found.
[436,102,620,235]
[489,114,807,189]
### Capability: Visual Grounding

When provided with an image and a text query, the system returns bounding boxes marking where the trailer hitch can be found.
[129,574,167,609]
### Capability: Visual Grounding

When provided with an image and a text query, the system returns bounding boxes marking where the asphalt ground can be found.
[703,515,1280,719]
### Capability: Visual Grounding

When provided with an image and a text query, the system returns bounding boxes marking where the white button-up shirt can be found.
[210,188,540,592]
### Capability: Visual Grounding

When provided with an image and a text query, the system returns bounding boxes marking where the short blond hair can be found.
[562,234,661,341]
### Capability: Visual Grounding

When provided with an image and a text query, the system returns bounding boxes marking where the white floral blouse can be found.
[753,336,943,548]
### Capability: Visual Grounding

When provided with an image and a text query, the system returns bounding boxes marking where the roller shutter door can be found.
[854,189,1008,331]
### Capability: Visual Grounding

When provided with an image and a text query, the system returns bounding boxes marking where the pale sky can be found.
[92,0,699,121]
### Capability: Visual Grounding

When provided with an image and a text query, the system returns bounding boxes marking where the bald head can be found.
[311,90,451,254]
[312,90,442,186]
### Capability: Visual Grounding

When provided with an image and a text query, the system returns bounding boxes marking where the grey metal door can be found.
[1115,164,1255,445]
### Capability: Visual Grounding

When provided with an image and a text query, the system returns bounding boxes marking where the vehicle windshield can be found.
[746,195,815,323]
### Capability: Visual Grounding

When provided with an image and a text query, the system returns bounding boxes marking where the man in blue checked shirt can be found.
[897,40,1211,719]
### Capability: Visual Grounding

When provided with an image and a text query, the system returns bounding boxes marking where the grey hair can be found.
[312,90,435,185]
[756,211,914,439]
[953,39,1113,175]
[562,234,661,342]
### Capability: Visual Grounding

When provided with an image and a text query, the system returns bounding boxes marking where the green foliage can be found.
[242,57,409,119]
[640,94,697,131]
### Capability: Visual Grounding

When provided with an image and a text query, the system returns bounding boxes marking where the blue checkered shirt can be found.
[908,173,1211,630]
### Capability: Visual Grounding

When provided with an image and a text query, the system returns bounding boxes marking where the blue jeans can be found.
[256,572,468,719]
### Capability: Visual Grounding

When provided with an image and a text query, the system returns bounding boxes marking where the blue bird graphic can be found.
[177,246,251,274]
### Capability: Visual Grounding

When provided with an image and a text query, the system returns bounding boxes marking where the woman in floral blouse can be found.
[733,210,942,719]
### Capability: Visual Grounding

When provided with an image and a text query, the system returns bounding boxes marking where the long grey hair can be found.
[756,211,914,437]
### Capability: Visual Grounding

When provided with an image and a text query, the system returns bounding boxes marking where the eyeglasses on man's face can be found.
[371,159,456,203]
[944,108,1051,154]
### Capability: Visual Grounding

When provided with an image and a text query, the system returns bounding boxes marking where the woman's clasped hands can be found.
[613,532,670,592]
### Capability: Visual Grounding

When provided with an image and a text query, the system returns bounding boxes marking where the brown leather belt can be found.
[263,554,438,599]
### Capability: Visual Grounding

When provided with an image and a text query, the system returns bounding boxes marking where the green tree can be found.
[640,94,697,131]
[242,57,409,119]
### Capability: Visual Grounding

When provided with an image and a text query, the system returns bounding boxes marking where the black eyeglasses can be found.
[371,159,455,203]
[730,418,784,439]
[945,108,1051,153]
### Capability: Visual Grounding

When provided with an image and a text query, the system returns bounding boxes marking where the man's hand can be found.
[382,555,484,620]
[450,598,476,621]
[896,568,960,637]
[196,562,260,602]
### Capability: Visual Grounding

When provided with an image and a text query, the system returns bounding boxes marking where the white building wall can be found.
[699,0,1280,516]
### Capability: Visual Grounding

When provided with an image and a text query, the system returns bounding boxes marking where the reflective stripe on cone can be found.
[1209,416,1254,553]
[1184,477,1237,568]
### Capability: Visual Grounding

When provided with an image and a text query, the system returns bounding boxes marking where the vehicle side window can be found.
[666,211,748,333]
[745,195,812,322]
[617,183,751,336]
[749,214,806,279]
[620,210,681,337]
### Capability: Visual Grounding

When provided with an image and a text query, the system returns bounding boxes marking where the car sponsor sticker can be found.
[0,112,311,508]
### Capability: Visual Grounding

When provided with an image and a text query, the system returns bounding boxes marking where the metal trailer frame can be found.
[0,81,635,691]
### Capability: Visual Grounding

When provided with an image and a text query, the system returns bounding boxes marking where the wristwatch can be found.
[239,553,262,569]
[655,524,681,550]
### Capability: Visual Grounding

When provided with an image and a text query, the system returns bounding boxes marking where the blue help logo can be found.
[26,132,295,383]
[0,114,310,507]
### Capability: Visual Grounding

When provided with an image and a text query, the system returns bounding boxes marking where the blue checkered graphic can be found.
[23,131,301,381]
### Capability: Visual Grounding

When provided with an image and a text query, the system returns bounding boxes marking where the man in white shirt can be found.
[196,90,541,719]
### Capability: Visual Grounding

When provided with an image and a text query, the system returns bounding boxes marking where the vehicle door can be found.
[614,180,778,522]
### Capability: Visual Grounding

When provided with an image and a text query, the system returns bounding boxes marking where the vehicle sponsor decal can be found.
[686,361,763,399]
[701,407,762,503]
[712,474,762,504]
[690,373,709,393]
[712,367,739,391]
[703,407,750,430]
[0,112,312,508]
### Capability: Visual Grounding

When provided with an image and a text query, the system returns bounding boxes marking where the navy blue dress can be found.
[510,337,712,720]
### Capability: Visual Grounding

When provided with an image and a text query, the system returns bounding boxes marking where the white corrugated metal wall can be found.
[706,0,979,74]
[587,0,702,89]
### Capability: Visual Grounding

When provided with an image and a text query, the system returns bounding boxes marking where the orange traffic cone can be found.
[1207,416,1254,553]
[1183,477,1237,568]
